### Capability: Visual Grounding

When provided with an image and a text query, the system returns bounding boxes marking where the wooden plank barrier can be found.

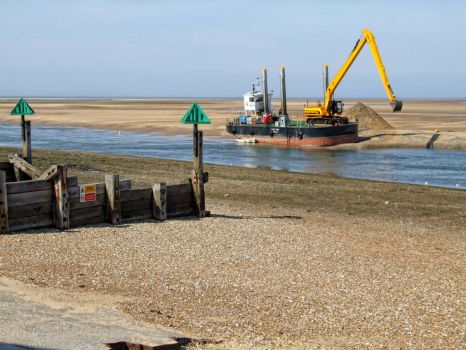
[166,183,193,218]
[1,166,198,232]
[7,179,53,232]
[0,162,17,182]
[0,171,8,234]
[105,174,121,225]
[53,165,69,230]
[69,178,130,227]
[152,183,167,221]
[121,188,152,222]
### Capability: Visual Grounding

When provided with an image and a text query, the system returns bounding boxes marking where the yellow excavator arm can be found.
[325,29,402,113]
[305,29,402,120]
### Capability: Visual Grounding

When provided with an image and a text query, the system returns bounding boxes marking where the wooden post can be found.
[0,171,9,234]
[152,182,167,221]
[8,153,41,179]
[24,120,32,164]
[191,130,206,217]
[105,173,121,225]
[39,165,59,180]
[53,165,69,230]
[19,117,32,181]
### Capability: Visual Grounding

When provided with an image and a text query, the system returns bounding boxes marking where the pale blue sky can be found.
[0,0,465,98]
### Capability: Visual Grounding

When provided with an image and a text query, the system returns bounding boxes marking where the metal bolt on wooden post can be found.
[105,174,121,225]
[53,165,69,230]
[152,182,167,221]
[0,171,9,234]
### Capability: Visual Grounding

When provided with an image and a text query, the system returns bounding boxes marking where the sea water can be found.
[0,124,465,189]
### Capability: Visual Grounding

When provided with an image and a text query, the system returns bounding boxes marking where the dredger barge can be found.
[226,29,402,147]
[226,66,358,147]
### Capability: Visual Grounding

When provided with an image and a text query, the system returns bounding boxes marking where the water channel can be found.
[0,124,465,189]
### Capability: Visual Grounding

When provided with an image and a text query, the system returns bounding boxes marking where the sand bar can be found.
[1,98,466,149]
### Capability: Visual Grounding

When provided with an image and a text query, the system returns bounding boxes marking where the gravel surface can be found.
[0,148,465,349]
[0,202,464,349]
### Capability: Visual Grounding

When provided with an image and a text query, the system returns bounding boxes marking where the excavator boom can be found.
[304,29,402,120]
[325,29,402,113]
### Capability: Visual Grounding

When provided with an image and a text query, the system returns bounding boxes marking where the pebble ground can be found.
[0,202,464,349]
[0,148,465,349]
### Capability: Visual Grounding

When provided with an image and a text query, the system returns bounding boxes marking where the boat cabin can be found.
[243,91,273,116]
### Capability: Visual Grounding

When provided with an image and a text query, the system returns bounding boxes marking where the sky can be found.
[0,0,465,99]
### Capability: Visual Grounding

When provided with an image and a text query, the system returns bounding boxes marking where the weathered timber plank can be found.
[191,169,205,218]
[167,201,192,212]
[53,165,70,230]
[0,171,8,234]
[0,162,12,170]
[153,183,167,221]
[71,205,106,221]
[121,197,152,213]
[67,176,78,188]
[68,180,131,199]
[70,214,106,228]
[38,165,58,180]
[167,207,193,218]
[166,183,192,196]
[23,120,32,164]
[69,194,105,210]
[8,201,53,219]
[121,208,152,222]
[120,188,152,202]
[167,192,192,206]
[0,162,17,182]
[8,153,41,179]
[105,173,121,225]
[6,179,52,194]
[9,214,53,232]
[7,190,53,207]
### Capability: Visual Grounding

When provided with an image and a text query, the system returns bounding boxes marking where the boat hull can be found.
[226,123,358,147]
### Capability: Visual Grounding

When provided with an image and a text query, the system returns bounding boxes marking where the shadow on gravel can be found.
[0,343,53,350]
[211,213,302,220]
[107,337,220,350]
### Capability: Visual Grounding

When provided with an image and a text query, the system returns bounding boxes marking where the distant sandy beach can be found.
[1,98,466,149]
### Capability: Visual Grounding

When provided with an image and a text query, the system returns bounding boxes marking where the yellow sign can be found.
[79,184,97,203]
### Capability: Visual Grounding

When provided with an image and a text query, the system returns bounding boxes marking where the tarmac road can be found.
[0,277,184,350]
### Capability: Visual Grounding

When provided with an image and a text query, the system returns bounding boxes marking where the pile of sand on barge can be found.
[344,102,393,130]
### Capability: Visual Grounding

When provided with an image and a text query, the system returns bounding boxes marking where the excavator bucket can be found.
[391,100,403,112]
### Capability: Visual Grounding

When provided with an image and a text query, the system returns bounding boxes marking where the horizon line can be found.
[0,96,465,101]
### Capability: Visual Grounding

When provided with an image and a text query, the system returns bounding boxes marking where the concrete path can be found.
[0,277,184,350]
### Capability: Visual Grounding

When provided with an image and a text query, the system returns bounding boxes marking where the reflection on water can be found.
[0,123,465,189]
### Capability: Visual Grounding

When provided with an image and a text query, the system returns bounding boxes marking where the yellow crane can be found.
[304,28,403,123]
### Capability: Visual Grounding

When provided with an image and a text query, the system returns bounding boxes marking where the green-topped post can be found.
[181,103,211,217]
[10,98,35,180]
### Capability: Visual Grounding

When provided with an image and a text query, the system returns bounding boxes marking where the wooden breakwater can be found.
[0,161,203,234]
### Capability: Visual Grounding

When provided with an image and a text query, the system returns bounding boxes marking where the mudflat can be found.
[0,147,464,349]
